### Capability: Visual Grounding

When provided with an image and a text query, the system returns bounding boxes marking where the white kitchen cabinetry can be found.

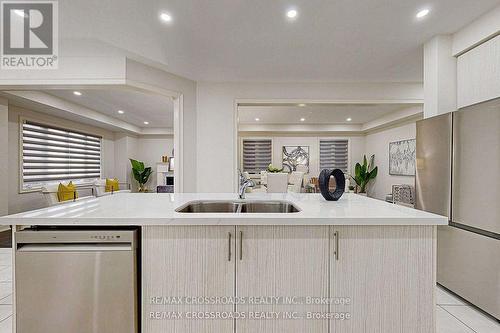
[142,226,236,333]
[330,226,436,333]
[236,226,329,333]
[457,35,500,108]
[143,225,436,333]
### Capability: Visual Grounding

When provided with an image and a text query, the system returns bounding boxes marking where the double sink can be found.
[176,200,301,214]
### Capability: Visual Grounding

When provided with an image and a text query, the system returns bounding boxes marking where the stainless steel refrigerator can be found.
[416,99,500,320]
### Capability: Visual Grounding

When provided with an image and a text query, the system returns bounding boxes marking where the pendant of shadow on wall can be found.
[319,169,345,201]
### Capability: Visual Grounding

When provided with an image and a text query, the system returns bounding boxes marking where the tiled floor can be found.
[0,248,497,332]
[0,248,12,333]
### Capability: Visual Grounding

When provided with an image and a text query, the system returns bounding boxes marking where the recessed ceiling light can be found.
[73,91,82,96]
[160,12,172,22]
[117,110,124,114]
[416,9,430,18]
[255,118,260,121]
[143,121,149,125]
[298,103,306,107]
[346,118,352,122]
[286,9,298,19]
[300,118,305,122]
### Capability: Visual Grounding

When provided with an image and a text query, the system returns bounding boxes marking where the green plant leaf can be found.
[353,155,378,191]
[132,168,142,183]
[355,163,361,182]
[368,154,375,171]
[140,167,152,184]
[130,159,145,172]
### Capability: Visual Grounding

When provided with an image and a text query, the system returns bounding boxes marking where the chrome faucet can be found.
[238,170,255,199]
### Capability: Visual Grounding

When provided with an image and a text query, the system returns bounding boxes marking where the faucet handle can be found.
[238,169,246,183]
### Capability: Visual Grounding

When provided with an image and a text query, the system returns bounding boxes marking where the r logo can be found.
[1,1,58,69]
[2,2,53,54]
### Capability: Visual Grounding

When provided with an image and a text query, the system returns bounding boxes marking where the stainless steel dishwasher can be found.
[15,228,138,333]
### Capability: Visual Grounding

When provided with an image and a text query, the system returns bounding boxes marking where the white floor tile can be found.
[0,267,11,283]
[437,306,475,333]
[0,305,11,323]
[0,284,11,301]
[0,295,12,306]
[0,316,12,333]
[0,255,11,267]
[436,285,466,306]
[442,306,500,333]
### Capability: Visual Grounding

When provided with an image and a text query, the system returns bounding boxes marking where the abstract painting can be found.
[389,139,416,176]
[282,146,309,173]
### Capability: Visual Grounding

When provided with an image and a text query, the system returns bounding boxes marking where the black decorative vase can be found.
[318,169,345,201]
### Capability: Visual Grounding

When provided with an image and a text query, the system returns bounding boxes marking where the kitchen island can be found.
[2,193,447,333]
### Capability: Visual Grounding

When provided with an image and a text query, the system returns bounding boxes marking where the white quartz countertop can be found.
[0,193,448,226]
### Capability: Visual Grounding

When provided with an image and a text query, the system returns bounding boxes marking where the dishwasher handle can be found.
[17,243,134,252]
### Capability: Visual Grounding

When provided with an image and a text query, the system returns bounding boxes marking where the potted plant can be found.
[350,154,378,195]
[130,159,152,192]
[267,164,284,173]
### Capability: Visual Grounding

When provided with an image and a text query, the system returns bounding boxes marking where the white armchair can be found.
[267,173,289,193]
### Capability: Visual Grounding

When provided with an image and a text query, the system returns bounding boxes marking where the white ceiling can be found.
[60,0,500,82]
[238,103,421,125]
[44,89,173,128]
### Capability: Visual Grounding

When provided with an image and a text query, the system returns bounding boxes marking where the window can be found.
[319,139,349,173]
[242,139,272,173]
[21,120,102,191]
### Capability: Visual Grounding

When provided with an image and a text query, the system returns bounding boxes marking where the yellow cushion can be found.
[105,178,119,192]
[57,182,77,202]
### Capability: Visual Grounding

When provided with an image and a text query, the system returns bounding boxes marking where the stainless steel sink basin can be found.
[239,201,300,213]
[175,200,300,213]
[175,201,240,213]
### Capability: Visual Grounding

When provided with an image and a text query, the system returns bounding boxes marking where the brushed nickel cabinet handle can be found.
[334,231,339,261]
[239,231,243,261]
[228,232,232,261]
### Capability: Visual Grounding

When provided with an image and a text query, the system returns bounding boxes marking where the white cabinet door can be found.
[457,35,500,108]
[142,226,235,333]
[236,226,329,333]
[330,226,436,333]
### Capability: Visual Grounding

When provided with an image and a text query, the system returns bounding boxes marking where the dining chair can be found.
[392,185,415,207]
[288,171,305,193]
[260,171,268,185]
[267,173,289,193]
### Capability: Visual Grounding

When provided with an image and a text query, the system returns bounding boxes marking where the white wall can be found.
[452,5,500,56]
[137,136,174,189]
[197,82,423,193]
[364,122,416,200]
[8,106,116,214]
[424,4,500,119]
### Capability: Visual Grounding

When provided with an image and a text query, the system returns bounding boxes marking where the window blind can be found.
[242,139,272,173]
[319,139,349,173]
[21,120,102,191]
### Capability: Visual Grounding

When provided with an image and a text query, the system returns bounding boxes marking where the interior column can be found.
[423,35,457,118]
[0,98,8,215]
